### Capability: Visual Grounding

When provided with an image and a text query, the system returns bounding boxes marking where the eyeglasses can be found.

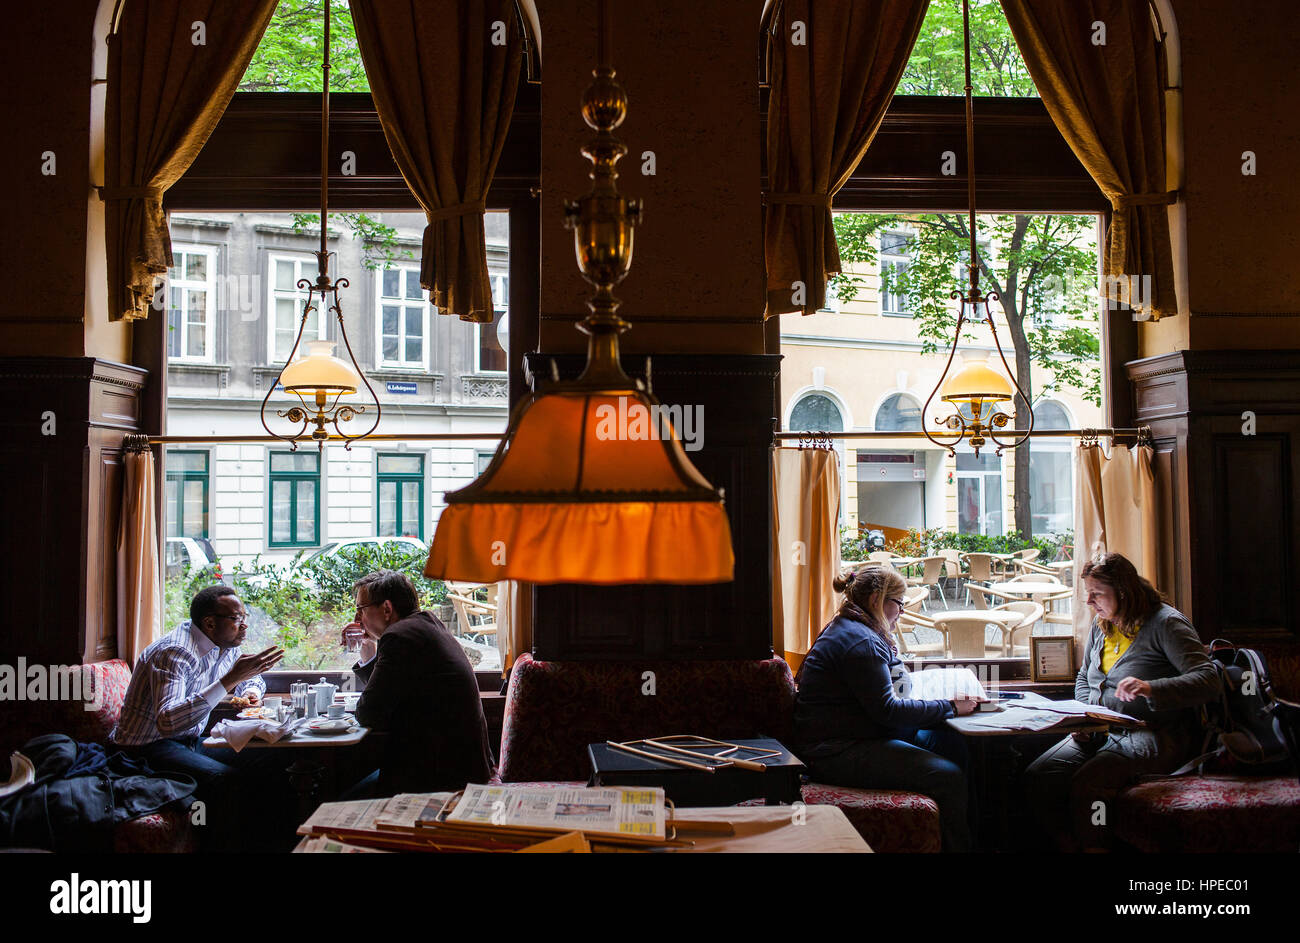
[355,601,382,612]
[887,597,907,610]
[214,613,249,627]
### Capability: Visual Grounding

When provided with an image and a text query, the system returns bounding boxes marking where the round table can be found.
[936,609,1025,656]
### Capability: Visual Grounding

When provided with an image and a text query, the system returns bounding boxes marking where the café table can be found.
[947,691,1107,850]
[931,608,1022,656]
[205,712,373,821]
[988,579,1071,614]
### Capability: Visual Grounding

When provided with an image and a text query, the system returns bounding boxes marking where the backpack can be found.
[1173,639,1292,775]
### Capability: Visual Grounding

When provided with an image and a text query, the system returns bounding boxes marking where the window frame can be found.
[165,449,210,539]
[267,450,321,549]
[473,271,510,375]
[376,452,425,541]
[374,264,430,370]
[267,252,328,365]
[955,448,1005,537]
[879,229,913,318]
[166,243,219,363]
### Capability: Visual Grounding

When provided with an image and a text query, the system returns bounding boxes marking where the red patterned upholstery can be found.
[1116,776,1300,853]
[799,783,942,853]
[498,654,796,782]
[1,658,193,853]
[497,654,939,851]
[1115,644,1300,853]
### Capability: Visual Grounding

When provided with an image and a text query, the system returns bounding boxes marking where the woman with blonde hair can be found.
[1024,551,1219,851]
[793,565,981,851]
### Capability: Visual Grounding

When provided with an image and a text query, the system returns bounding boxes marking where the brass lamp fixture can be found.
[423,1,734,585]
[259,2,380,452]
[920,0,1033,457]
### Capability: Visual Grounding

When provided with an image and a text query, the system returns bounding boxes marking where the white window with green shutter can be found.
[268,451,320,547]
[268,254,325,363]
[165,450,209,538]
[376,453,424,539]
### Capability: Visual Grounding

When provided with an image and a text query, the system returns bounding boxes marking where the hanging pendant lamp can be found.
[920,0,1033,457]
[423,2,734,585]
[259,2,380,452]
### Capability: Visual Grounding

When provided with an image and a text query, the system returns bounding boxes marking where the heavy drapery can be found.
[771,448,842,671]
[1072,443,1159,653]
[350,0,523,322]
[1000,0,1176,318]
[762,0,929,317]
[495,580,532,675]
[105,0,277,322]
[118,449,162,663]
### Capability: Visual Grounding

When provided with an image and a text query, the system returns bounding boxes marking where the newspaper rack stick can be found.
[607,735,781,773]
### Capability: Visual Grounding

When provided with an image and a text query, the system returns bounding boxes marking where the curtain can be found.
[496,580,533,675]
[1072,443,1158,652]
[105,0,277,322]
[118,449,162,664]
[763,0,929,317]
[350,0,523,322]
[1000,0,1176,318]
[772,448,842,671]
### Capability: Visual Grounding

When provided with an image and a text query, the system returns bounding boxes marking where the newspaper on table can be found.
[439,783,667,841]
[296,835,389,853]
[962,698,1145,732]
[373,792,455,831]
[907,666,986,700]
[297,797,390,837]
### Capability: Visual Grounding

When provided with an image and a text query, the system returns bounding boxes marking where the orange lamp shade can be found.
[423,389,735,584]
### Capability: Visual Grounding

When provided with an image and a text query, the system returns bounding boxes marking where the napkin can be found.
[210,715,297,752]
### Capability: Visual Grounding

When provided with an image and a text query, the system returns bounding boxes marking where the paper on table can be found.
[907,666,986,700]
[962,709,1068,732]
[1006,699,1135,723]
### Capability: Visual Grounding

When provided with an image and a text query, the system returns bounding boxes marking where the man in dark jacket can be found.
[342,570,494,798]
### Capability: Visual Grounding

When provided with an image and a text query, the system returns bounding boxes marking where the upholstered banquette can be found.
[0,659,195,853]
[495,653,942,853]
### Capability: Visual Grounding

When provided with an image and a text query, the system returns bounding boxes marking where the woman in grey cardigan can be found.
[1025,552,1219,851]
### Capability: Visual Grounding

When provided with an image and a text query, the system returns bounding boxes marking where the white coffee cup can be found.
[327,703,346,720]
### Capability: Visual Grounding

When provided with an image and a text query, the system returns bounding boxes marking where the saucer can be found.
[305,717,356,735]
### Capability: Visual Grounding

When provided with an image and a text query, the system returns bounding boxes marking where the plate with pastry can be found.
[237,706,279,720]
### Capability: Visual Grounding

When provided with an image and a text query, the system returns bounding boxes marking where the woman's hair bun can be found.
[832,572,853,594]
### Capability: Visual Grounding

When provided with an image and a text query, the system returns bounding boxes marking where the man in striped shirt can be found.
[112,585,284,849]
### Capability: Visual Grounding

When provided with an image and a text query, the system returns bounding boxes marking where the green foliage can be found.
[241,0,369,93]
[163,564,223,630]
[845,527,1071,561]
[290,213,415,272]
[301,542,447,614]
[901,0,1037,97]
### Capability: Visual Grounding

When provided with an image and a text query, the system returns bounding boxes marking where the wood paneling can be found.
[0,358,146,665]
[1128,350,1300,644]
[523,353,780,660]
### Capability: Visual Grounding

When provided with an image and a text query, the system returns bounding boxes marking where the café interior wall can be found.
[536,0,767,358]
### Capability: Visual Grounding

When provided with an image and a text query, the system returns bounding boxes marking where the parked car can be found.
[304,536,427,565]
[165,536,223,582]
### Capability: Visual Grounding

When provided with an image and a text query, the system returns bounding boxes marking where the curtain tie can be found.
[763,191,833,208]
[1112,191,1177,210]
[426,200,487,222]
[99,185,164,201]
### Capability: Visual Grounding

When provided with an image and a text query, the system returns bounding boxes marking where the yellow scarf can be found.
[1100,625,1138,673]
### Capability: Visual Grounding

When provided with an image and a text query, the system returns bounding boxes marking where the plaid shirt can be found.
[110,621,266,747]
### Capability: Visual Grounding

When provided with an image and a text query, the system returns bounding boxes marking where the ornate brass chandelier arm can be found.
[983,291,1034,453]
[921,303,969,456]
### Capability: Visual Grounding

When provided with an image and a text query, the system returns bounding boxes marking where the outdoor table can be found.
[934,608,1023,655]
[988,579,1071,612]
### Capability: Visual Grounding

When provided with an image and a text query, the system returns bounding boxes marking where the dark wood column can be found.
[523,352,780,661]
[1128,350,1300,645]
[0,358,146,665]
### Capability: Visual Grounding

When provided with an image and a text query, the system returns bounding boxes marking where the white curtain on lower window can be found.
[118,448,163,663]
[1072,442,1159,653]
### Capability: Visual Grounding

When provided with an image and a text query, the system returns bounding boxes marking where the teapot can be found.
[310,677,338,715]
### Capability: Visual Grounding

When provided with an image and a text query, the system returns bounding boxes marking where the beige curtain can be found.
[496,580,533,675]
[772,448,842,671]
[1072,443,1158,651]
[1000,0,1176,318]
[350,0,523,322]
[763,0,929,317]
[118,449,162,663]
[105,0,277,321]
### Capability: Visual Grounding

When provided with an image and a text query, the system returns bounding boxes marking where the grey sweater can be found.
[1076,603,1220,728]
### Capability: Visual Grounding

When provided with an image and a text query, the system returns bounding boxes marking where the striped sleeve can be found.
[150,646,225,737]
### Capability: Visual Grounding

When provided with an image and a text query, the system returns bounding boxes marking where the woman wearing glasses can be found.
[1024,551,1219,851]
[793,566,981,851]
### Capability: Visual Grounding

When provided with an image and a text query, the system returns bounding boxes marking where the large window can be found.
[166,245,217,362]
[875,393,923,432]
[268,254,325,362]
[475,272,509,373]
[1029,400,1073,536]
[376,265,428,369]
[789,393,844,433]
[165,451,209,538]
[956,450,1003,536]
[377,453,424,539]
[268,451,320,547]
